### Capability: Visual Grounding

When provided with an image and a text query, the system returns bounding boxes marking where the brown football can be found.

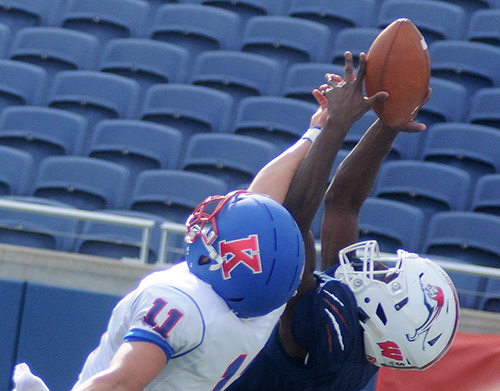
[365,18,430,127]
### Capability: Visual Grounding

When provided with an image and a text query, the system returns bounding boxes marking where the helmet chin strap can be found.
[202,239,224,271]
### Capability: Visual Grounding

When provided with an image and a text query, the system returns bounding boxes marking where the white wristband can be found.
[301,126,321,143]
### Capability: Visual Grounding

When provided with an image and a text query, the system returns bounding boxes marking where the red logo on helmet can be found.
[378,341,404,361]
[219,234,262,279]
[407,276,445,347]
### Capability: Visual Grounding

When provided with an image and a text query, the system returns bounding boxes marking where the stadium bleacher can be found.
[2,1,500,390]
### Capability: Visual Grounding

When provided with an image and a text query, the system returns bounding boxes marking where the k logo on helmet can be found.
[219,234,262,279]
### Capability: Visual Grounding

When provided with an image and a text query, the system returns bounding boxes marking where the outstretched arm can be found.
[277,52,388,360]
[320,89,431,271]
[283,52,388,281]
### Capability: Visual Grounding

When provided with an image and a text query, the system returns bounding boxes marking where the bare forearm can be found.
[320,119,399,269]
[326,118,398,211]
[247,139,311,204]
[284,115,353,233]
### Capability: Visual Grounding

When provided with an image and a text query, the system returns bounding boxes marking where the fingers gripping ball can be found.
[364,18,430,127]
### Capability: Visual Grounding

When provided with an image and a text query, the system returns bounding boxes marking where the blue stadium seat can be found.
[87,119,183,178]
[181,0,287,21]
[0,59,47,110]
[0,195,79,251]
[429,40,500,98]
[181,133,279,190]
[420,123,500,184]
[467,9,500,47]
[376,0,466,44]
[310,149,350,238]
[329,28,381,66]
[282,62,344,104]
[47,70,140,134]
[373,160,471,224]
[358,197,426,253]
[74,209,165,264]
[16,282,120,391]
[0,106,87,163]
[467,87,500,129]
[417,77,468,127]
[232,96,318,151]
[9,27,99,80]
[99,38,191,95]
[0,145,34,195]
[423,211,500,268]
[287,0,375,40]
[189,50,282,105]
[148,4,241,58]
[140,84,234,143]
[32,156,131,210]
[0,22,11,57]
[59,0,150,44]
[478,277,500,313]
[0,0,59,33]
[129,169,228,223]
[470,174,500,216]
[241,15,331,68]
[436,0,490,16]
[0,278,25,391]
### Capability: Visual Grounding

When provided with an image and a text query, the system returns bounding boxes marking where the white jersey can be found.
[72,261,284,391]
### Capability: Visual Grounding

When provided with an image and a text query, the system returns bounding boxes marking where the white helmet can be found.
[335,240,459,370]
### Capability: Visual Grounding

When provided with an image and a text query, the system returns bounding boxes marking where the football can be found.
[364,18,430,127]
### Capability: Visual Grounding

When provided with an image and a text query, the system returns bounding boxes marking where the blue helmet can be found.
[185,190,305,318]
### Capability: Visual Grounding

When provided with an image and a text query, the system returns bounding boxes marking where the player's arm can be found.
[283,52,388,281]
[277,52,388,360]
[73,342,167,391]
[320,89,431,271]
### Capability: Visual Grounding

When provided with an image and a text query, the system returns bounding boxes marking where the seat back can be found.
[99,39,191,95]
[417,77,468,127]
[0,145,34,195]
[287,0,375,40]
[232,96,318,151]
[32,156,131,210]
[149,4,241,58]
[471,174,500,216]
[87,119,183,178]
[181,133,279,190]
[59,0,150,44]
[0,106,87,163]
[9,27,99,80]
[47,70,140,134]
[140,84,234,145]
[468,87,500,129]
[374,160,471,224]
[376,0,466,44]
[190,50,282,105]
[241,15,331,68]
[429,40,500,98]
[423,211,500,268]
[467,9,500,47]
[0,0,59,33]
[358,197,426,253]
[129,169,228,223]
[420,123,500,184]
[0,59,47,110]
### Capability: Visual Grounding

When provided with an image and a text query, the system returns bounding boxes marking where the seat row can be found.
[4,0,500,46]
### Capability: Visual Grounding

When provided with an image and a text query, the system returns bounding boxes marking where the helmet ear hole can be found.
[198,255,211,265]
